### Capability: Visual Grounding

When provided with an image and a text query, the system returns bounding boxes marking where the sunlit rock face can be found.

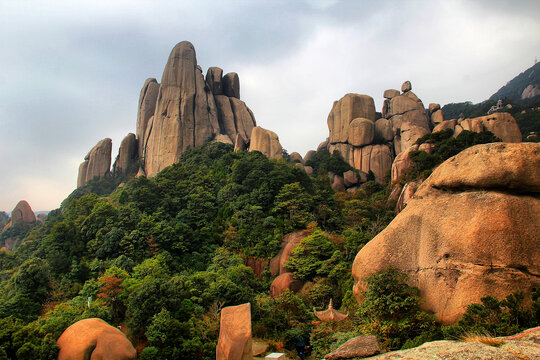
[353,143,540,324]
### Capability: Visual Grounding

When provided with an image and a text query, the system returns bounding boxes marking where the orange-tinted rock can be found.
[324,336,380,360]
[270,231,308,276]
[243,257,268,277]
[343,170,358,187]
[401,80,412,93]
[216,303,252,360]
[353,143,540,324]
[10,200,36,224]
[472,112,522,142]
[304,150,316,163]
[249,126,283,160]
[433,119,457,133]
[289,152,303,164]
[317,139,329,152]
[57,318,136,360]
[395,179,423,214]
[383,89,400,99]
[431,109,444,124]
[328,94,376,144]
[374,118,394,142]
[428,103,440,114]
[349,118,375,147]
[270,273,303,297]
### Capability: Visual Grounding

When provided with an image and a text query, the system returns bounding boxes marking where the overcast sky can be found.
[1,0,539,212]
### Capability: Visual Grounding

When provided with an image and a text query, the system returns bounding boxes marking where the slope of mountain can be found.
[490,61,540,104]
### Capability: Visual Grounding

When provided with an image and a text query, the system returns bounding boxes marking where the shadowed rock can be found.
[113,133,138,177]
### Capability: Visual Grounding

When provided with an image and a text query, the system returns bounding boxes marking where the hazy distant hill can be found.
[490,61,540,104]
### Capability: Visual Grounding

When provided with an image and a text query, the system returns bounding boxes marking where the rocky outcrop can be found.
[9,200,36,224]
[289,152,303,164]
[325,82,431,183]
[270,272,303,297]
[216,303,252,360]
[270,231,307,276]
[353,143,540,324]
[432,112,522,142]
[249,126,283,160]
[362,327,540,359]
[324,336,380,360]
[390,143,434,184]
[395,179,423,213]
[77,138,112,187]
[113,133,138,177]
[136,78,159,161]
[57,318,136,360]
[132,41,257,177]
[429,103,444,125]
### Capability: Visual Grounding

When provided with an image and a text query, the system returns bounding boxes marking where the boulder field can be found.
[352,142,540,324]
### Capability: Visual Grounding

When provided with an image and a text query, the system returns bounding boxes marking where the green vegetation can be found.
[404,129,501,180]
[0,140,535,358]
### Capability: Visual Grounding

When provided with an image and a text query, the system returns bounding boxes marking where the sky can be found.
[0,0,539,212]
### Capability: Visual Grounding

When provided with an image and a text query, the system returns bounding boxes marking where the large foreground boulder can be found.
[352,143,540,324]
[57,318,136,360]
[362,327,540,359]
[216,303,252,360]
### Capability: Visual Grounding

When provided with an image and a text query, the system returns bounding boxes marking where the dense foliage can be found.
[404,129,501,180]
[0,140,535,359]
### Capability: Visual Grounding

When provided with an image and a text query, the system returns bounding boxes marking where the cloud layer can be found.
[1,0,539,210]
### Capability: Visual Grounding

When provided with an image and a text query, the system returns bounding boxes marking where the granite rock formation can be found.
[57,318,136,360]
[9,200,36,224]
[138,42,257,177]
[325,82,431,183]
[353,143,540,324]
[77,41,261,186]
[433,112,522,143]
[324,336,380,360]
[216,303,253,360]
[113,133,138,177]
[77,138,112,187]
[248,126,283,160]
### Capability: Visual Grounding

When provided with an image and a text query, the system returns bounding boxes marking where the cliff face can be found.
[77,41,258,186]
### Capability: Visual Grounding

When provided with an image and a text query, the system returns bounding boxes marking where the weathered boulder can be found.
[206,66,223,95]
[353,143,540,324]
[383,89,400,99]
[328,94,376,144]
[362,327,540,359]
[216,303,252,360]
[401,80,412,93]
[289,152,303,164]
[136,78,159,160]
[433,119,457,133]
[7,200,36,227]
[324,335,380,360]
[470,112,522,142]
[270,231,307,276]
[113,133,138,177]
[223,72,240,99]
[78,138,112,187]
[395,179,423,213]
[304,150,316,163]
[214,134,233,145]
[374,118,394,142]
[57,318,136,360]
[349,118,375,147]
[215,95,239,143]
[249,126,283,160]
[270,273,304,297]
[430,109,444,124]
[399,122,430,152]
[428,103,440,114]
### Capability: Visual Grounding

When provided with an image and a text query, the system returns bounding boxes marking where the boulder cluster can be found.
[1,200,37,252]
[320,82,431,183]
[77,41,285,187]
